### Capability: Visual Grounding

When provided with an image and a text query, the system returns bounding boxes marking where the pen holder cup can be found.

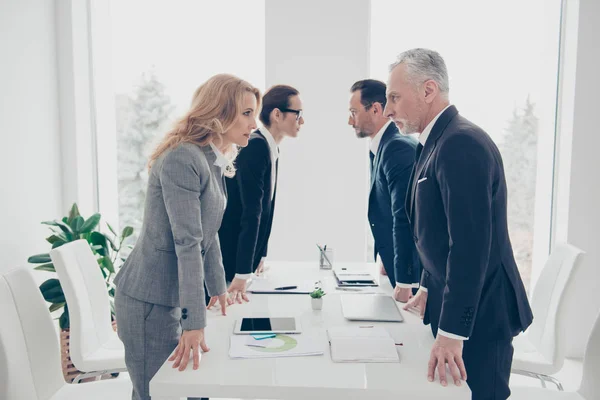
[319,248,334,270]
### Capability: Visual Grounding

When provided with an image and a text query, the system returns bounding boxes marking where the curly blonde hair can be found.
[149,74,261,177]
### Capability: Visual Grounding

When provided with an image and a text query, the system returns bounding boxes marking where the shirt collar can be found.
[209,142,229,169]
[370,120,393,155]
[259,126,280,160]
[419,104,452,146]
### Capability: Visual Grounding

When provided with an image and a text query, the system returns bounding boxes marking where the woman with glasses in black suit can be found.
[218,85,304,303]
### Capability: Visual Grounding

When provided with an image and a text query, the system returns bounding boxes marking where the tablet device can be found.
[233,317,301,334]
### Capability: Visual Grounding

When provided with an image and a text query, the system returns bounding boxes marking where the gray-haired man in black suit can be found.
[386,48,534,400]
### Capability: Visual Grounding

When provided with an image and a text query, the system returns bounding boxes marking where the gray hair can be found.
[389,48,449,96]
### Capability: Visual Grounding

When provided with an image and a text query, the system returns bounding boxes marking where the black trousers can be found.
[462,337,514,400]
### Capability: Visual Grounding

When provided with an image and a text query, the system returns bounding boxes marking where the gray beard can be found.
[401,120,420,135]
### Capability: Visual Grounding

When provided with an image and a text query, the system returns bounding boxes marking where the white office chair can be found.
[0,266,131,400]
[511,243,585,390]
[510,310,600,400]
[50,239,126,383]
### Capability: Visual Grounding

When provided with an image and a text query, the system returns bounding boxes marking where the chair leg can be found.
[72,367,127,384]
[511,369,564,391]
[539,374,564,391]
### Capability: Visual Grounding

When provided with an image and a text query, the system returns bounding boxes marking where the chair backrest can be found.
[527,242,584,369]
[579,309,600,398]
[50,239,113,370]
[0,267,65,400]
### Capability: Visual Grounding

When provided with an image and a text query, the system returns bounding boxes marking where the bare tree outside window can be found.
[115,70,174,243]
[500,97,540,289]
[370,0,562,291]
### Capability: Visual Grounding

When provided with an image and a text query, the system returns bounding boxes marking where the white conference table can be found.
[150,262,470,399]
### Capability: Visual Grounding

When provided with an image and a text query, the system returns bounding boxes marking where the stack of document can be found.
[327,327,400,363]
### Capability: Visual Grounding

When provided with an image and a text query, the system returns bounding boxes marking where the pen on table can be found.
[395,343,404,346]
[324,244,327,251]
[274,285,297,290]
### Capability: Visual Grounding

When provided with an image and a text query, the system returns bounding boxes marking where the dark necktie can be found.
[415,143,423,162]
[273,155,279,199]
[369,151,375,185]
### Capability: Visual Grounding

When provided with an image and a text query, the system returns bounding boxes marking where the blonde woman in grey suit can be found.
[114,74,261,400]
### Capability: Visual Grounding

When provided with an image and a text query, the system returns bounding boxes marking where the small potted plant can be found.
[309,288,326,310]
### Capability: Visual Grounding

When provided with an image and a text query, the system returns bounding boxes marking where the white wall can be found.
[55,0,98,217]
[265,0,371,263]
[561,0,600,358]
[0,0,63,273]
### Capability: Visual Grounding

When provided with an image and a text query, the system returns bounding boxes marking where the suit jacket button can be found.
[182,308,188,314]
[371,223,375,227]
[201,249,206,256]
[182,314,188,320]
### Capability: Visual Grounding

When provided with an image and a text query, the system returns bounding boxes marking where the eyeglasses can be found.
[280,108,303,121]
[349,103,373,119]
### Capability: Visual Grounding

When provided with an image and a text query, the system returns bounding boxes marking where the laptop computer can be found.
[340,295,404,322]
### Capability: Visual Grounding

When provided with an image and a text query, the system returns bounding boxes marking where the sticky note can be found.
[251,333,276,340]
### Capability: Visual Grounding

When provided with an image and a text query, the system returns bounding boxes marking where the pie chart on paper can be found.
[250,334,298,353]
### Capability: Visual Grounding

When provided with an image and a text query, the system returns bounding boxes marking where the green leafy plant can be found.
[27,203,134,329]
[309,288,326,299]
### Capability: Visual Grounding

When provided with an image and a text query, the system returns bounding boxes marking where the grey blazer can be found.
[114,142,227,330]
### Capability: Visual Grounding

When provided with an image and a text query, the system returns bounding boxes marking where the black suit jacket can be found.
[219,130,277,282]
[368,122,421,287]
[407,106,533,340]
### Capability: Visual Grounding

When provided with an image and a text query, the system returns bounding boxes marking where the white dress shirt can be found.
[234,128,279,281]
[209,142,229,211]
[209,142,229,170]
[418,104,452,146]
[370,120,392,156]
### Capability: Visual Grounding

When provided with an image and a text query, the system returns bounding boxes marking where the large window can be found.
[97,0,266,242]
[370,0,563,291]
[88,1,562,274]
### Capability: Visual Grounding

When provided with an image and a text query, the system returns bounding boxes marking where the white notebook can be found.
[326,327,400,363]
